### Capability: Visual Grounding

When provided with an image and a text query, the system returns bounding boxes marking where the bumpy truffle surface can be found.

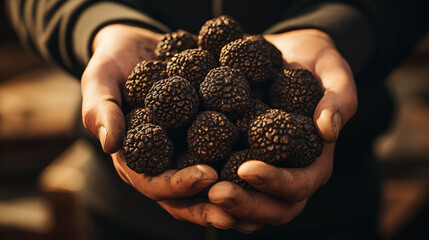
[235,98,270,135]
[200,66,251,118]
[198,15,244,58]
[154,30,197,60]
[248,109,322,167]
[145,76,199,129]
[166,49,217,89]
[187,111,238,163]
[219,38,273,84]
[269,69,323,118]
[124,60,167,108]
[125,107,156,130]
[122,123,173,175]
[175,151,205,170]
[220,149,254,190]
[245,35,283,72]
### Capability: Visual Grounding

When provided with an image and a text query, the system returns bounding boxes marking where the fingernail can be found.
[244,176,264,186]
[97,126,107,151]
[332,112,342,140]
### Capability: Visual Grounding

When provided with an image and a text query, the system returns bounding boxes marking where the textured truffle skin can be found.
[154,30,197,60]
[269,69,324,118]
[219,38,273,84]
[124,60,168,108]
[122,123,173,175]
[245,35,283,72]
[166,49,217,89]
[175,151,204,170]
[125,107,156,130]
[248,109,322,167]
[145,76,199,129]
[198,15,244,58]
[235,98,270,135]
[187,111,238,163]
[220,149,255,190]
[200,66,251,118]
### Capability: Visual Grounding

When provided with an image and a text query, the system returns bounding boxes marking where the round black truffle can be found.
[200,66,251,118]
[269,69,324,118]
[122,123,173,175]
[219,37,273,84]
[248,109,322,167]
[154,30,197,60]
[124,107,156,131]
[245,35,283,72]
[124,60,167,108]
[166,49,217,89]
[198,15,244,58]
[145,76,199,129]
[187,111,239,163]
[220,149,255,190]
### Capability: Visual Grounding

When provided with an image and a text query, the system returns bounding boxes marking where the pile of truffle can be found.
[122,15,323,189]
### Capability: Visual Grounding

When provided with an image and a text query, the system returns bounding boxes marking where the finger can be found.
[209,181,307,226]
[112,152,218,201]
[237,144,334,202]
[158,198,236,229]
[81,54,126,154]
[313,50,357,142]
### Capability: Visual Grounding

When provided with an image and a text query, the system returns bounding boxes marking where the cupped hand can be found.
[208,29,358,232]
[81,24,236,229]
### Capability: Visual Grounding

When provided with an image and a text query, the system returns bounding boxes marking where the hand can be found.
[81,24,236,229]
[208,29,358,232]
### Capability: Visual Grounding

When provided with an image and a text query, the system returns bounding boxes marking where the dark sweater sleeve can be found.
[264,0,428,78]
[263,2,375,76]
[5,0,171,77]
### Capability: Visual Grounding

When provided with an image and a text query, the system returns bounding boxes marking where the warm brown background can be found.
[1,2,428,240]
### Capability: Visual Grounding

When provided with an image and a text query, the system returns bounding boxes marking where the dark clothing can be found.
[6,0,428,239]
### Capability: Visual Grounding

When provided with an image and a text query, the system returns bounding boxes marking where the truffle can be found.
[248,109,322,167]
[166,49,217,89]
[175,151,205,170]
[245,35,283,72]
[145,76,199,129]
[154,30,197,60]
[220,149,255,190]
[122,123,173,175]
[124,107,156,130]
[187,111,239,163]
[219,37,273,84]
[200,66,251,118]
[198,15,244,58]
[269,69,324,118]
[124,60,167,108]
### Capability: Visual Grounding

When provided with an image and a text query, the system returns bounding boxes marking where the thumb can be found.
[312,51,357,143]
[313,92,342,143]
[81,57,126,154]
[314,88,357,143]
[82,100,126,153]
